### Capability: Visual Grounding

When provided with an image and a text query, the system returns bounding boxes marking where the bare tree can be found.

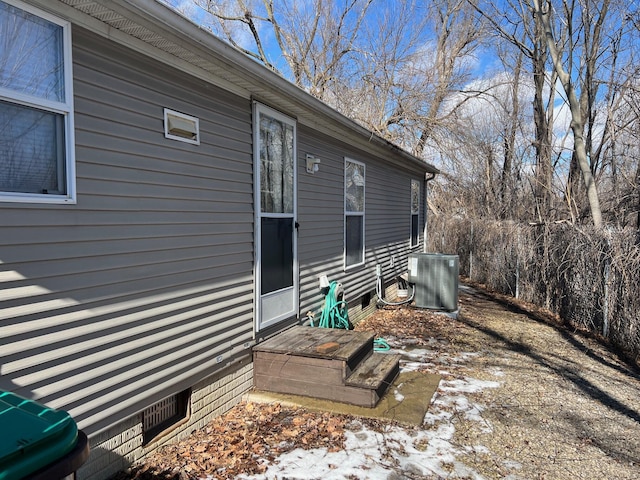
[473,0,557,222]
[596,13,640,228]
[333,0,432,146]
[200,0,373,101]
[432,67,541,221]
[497,46,526,220]
[535,0,603,227]
[473,0,638,228]
[412,0,483,158]
[197,0,483,158]
[604,75,640,228]
[184,0,638,228]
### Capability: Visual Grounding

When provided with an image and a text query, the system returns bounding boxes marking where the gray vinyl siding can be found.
[0,27,255,436]
[2,7,433,443]
[297,124,425,317]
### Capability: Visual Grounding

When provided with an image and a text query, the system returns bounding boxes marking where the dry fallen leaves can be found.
[114,402,347,480]
[354,304,458,341]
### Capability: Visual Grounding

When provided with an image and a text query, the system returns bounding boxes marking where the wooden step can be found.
[253,325,375,376]
[253,325,400,408]
[345,352,401,400]
[254,325,375,358]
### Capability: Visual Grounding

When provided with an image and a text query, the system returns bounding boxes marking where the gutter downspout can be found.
[423,171,437,253]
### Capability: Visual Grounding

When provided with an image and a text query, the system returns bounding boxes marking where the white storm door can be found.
[254,103,298,331]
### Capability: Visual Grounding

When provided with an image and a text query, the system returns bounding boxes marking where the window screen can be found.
[345,158,365,268]
[0,0,74,202]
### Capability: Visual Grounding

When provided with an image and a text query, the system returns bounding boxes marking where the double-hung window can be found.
[0,0,75,203]
[344,158,365,268]
[410,179,420,247]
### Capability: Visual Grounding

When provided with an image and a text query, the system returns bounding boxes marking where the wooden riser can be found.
[254,351,346,386]
[346,351,401,397]
[252,325,400,407]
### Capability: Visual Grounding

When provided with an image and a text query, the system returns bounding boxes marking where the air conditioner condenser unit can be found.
[407,253,459,311]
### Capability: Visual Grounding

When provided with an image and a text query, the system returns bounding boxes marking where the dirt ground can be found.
[115,283,640,480]
[443,285,640,479]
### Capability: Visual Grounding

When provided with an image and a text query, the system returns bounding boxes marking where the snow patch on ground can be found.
[393,386,405,402]
[440,378,501,394]
[240,418,485,480]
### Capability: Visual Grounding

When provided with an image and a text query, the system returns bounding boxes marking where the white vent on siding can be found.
[143,390,190,444]
[164,108,200,145]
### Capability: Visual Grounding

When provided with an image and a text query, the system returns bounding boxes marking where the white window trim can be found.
[0,0,76,204]
[410,179,420,248]
[344,157,365,270]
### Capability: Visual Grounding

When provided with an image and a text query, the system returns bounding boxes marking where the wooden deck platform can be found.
[253,325,400,407]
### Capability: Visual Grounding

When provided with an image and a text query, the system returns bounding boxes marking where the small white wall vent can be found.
[164,108,200,145]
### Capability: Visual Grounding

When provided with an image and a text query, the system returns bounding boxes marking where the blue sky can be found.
[160,0,496,77]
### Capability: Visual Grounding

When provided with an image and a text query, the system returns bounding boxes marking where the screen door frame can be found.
[253,102,299,332]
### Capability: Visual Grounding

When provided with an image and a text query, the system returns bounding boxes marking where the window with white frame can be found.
[0,0,75,203]
[410,179,420,247]
[345,158,365,268]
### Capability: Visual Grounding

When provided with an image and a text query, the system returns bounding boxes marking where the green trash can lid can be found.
[0,391,78,480]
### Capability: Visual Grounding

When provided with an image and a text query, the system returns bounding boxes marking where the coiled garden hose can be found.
[317,281,350,329]
[311,281,391,353]
[376,275,415,307]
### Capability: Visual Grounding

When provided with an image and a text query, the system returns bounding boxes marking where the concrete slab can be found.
[245,371,440,426]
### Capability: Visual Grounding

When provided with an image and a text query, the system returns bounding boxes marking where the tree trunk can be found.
[500,49,523,219]
[636,161,640,229]
[533,0,603,228]
[531,11,554,222]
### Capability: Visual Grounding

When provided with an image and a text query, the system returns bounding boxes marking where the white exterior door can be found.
[253,103,298,331]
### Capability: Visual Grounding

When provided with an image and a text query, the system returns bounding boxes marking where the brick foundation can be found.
[77,361,253,480]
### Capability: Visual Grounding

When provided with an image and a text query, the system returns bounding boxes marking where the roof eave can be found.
[43,0,440,174]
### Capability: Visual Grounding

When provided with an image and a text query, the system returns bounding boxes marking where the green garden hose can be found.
[317,281,350,329]
[373,338,391,352]
[313,281,390,351]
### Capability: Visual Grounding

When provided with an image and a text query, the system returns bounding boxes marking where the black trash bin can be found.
[0,391,90,480]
